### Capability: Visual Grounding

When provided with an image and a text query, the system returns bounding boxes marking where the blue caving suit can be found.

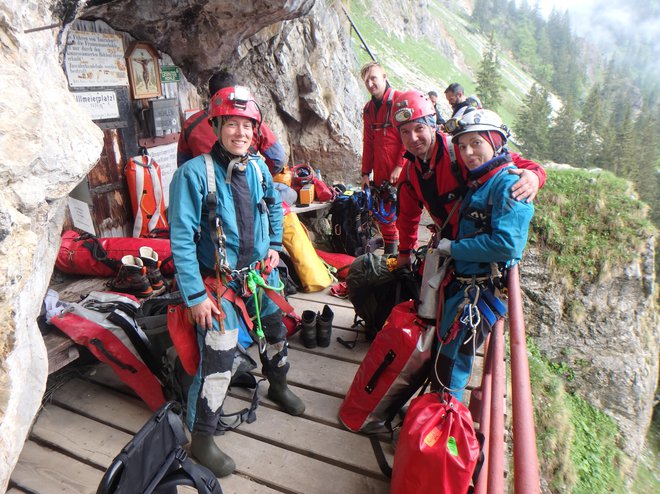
[436,154,534,400]
[169,143,288,434]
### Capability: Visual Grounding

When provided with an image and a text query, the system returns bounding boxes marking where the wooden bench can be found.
[44,276,108,374]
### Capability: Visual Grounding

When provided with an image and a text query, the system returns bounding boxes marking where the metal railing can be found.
[472,264,541,493]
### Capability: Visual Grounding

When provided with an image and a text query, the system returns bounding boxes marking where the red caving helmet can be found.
[392,90,437,129]
[209,86,262,125]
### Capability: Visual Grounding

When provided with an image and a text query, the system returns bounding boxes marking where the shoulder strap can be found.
[203,154,216,202]
[446,134,457,164]
[383,89,395,126]
[202,154,223,258]
[249,158,266,192]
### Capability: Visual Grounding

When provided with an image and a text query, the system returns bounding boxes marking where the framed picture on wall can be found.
[126,41,162,99]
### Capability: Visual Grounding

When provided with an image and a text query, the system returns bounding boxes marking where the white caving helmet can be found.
[450,109,510,143]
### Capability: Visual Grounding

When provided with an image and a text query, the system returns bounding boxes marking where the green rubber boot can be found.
[267,374,306,416]
[190,433,236,478]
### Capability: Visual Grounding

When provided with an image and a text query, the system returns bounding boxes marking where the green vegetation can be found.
[529,168,654,283]
[475,33,503,110]
[527,341,627,493]
[348,0,464,91]
[632,407,660,493]
[514,84,551,159]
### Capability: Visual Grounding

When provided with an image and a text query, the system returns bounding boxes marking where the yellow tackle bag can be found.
[282,211,333,292]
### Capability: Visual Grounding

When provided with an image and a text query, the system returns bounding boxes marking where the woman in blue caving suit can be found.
[169,86,304,477]
[433,109,535,399]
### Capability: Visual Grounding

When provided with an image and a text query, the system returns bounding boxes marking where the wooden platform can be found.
[11,281,484,494]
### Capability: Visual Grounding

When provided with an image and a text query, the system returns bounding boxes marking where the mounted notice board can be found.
[64,30,129,88]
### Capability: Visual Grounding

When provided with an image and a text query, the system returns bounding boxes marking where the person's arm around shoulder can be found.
[396,163,423,267]
[450,171,534,263]
[508,152,547,202]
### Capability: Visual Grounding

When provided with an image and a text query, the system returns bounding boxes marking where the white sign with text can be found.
[147,142,178,207]
[73,91,120,120]
[65,30,129,88]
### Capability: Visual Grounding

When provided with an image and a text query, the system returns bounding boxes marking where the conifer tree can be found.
[514,84,551,160]
[594,110,619,173]
[632,102,659,224]
[616,105,636,178]
[472,0,492,31]
[575,83,605,168]
[476,34,503,110]
[549,97,577,164]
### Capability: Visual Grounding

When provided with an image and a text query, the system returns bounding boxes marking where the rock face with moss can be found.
[522,165,657,468]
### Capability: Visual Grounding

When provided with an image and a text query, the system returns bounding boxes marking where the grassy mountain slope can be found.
[346,0,541,128]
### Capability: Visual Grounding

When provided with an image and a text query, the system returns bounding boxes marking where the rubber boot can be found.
[300,310,317,348]
[267,374,305,416]
[316,304,334,347]
[384,241,398,255]
[190,433,236,478]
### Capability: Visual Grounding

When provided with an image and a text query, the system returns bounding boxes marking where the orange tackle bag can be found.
[125,154,168,238]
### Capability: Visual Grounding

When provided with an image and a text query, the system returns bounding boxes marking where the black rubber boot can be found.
[316,304,334,347]
[384,241,398,255]
[267,374,305,416]
[190,433,236,478]
[300,310,317,348]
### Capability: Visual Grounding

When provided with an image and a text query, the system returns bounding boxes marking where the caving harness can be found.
[366,180,398,224]
[202,154,293,353]
[434,265,508,394]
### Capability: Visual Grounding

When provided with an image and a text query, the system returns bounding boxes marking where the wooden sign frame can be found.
[125,41,162,99]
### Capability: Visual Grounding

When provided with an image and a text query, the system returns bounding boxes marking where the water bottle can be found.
[316,168,322,181]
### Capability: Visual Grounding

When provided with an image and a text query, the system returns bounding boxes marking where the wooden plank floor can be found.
[11,269,485,493]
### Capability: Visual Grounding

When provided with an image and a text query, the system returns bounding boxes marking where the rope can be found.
[245,269,285,343]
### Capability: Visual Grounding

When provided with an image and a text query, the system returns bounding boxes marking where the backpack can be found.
[345,253,420,342]
[329,191,377,257]
[97,401,223,494]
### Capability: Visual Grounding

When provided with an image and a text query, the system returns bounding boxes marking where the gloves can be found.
[436,238,452,256]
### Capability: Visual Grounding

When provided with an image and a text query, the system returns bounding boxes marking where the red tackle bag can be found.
[56,230,173,277]
[391,392,481,494]
[125,154,169,237]
[315,249,355,280]
[338,300,434,435]
[312,177,336,202]
[50,291,166,411]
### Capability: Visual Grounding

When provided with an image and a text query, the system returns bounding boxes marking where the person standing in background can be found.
[360,61,405,255]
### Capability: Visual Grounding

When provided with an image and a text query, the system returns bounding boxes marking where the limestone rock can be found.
[0,0,104,490]
[521,238,658,463]
[232,0,363,183]
[81,0,316,87]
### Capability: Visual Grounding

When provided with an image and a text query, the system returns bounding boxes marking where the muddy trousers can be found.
[186,271,289,435]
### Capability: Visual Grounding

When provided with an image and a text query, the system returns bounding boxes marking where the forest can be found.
[471,0,658,226]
